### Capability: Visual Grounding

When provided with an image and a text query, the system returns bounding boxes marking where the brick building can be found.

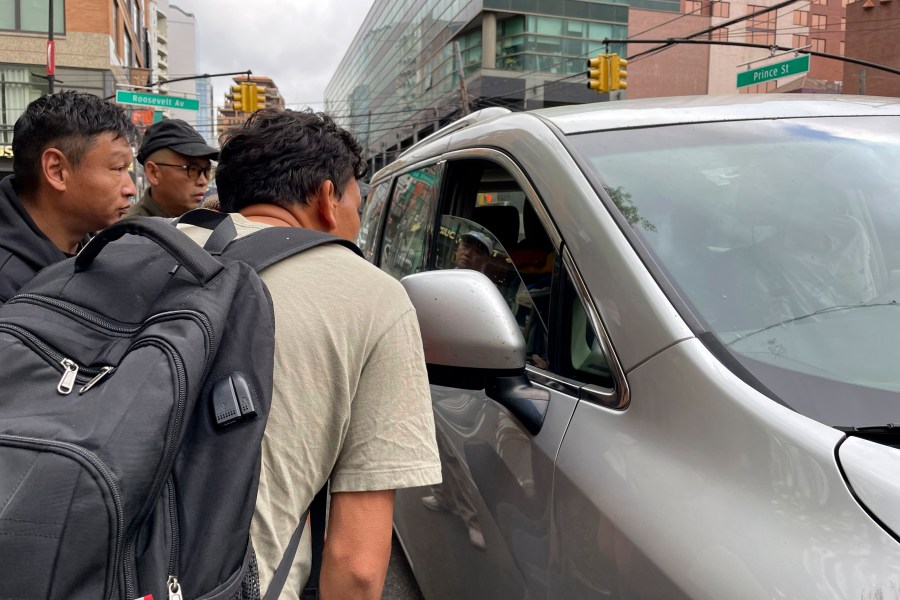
[0,0,152,177]
[843,0,900,96]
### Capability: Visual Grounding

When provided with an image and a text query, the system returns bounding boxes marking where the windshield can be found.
[568,116,900,427]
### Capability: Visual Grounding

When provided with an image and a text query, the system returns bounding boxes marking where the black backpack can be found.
[0,212,360,599]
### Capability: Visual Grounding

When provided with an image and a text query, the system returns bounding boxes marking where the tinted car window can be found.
[357,181,390,263]
[379,166,440,280]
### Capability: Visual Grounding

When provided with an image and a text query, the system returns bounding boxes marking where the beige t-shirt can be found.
[180,214,441,598]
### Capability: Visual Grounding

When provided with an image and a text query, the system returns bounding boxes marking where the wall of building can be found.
[164,4,198,125]
[626,9,710,98]
[843,0,900,96]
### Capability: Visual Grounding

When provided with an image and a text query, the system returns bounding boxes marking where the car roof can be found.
[370,95,900,182]
[534,94,900,135]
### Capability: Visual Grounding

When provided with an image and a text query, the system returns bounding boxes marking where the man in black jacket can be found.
[0,91,137,302]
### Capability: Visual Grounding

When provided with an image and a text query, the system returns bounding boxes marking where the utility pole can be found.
[860,69,867,95]
[47,0,55,94]
[453,41,470,116]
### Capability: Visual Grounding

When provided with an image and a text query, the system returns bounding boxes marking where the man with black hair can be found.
[178,108,441,599]
[0,91,137,302]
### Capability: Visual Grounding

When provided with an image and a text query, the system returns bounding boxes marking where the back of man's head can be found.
[216,108,366,213]
[12,91,136,194]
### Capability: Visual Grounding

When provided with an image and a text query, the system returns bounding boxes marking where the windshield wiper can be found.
[726,302,900,345]
[835,423,900,438]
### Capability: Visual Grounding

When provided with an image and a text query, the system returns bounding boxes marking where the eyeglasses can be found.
[152,162,212,181]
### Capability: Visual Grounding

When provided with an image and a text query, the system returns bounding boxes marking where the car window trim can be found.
[562,247,630,410]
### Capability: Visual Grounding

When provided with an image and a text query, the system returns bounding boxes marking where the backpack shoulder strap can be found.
[222,226,363,273]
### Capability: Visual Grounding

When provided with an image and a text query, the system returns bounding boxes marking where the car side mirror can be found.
[401,270,549,435]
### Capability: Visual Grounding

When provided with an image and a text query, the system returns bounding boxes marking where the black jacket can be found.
[0,176,68,303]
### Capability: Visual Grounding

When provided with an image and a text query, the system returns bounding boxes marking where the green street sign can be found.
[115,90,199,111]
[736,55,810,89]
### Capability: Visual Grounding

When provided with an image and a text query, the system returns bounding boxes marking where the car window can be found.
[357,181,390,263]
[558,275,614,388]
[379,166,440,280]
[436,159,557,370]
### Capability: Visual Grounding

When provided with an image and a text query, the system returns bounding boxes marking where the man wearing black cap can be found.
[126,119,218,218]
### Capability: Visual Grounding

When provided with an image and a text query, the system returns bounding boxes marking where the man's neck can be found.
[19,192,80,254]
[239,203,304,228]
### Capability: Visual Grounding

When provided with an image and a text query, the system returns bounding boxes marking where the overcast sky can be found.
[172,0,375,110]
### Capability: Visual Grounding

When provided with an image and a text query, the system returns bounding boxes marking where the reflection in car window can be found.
[379,166,440,280]
[567,117,900,425]
[357,181,390,263]
[437,161,562,371]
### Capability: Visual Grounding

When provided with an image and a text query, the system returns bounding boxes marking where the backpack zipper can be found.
[122,337,188,600]
[166,477,180,578]
[0,323,112,395]
[0,434,124,600]
[9,294,216,384]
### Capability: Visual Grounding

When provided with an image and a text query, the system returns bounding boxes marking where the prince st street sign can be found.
[115,90,199,111]
[736,54,810,89]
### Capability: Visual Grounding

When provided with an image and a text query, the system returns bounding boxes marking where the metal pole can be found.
[47,0,54,94]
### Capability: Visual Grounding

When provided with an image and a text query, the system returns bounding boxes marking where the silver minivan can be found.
[358,96,900,599]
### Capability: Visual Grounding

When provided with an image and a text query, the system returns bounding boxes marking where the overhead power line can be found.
[601,37,900,77]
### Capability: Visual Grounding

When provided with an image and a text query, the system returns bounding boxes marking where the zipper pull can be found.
[57,359,79,395]
[79,366,115,394]
[167,576,183,600]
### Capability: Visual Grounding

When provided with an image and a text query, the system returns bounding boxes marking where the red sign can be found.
[46,40,55,76]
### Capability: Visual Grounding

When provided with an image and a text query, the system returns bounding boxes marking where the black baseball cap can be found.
[137,119,218,165]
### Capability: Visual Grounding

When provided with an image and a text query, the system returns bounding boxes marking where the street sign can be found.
[736,54,810,89]
[115,90,199,111]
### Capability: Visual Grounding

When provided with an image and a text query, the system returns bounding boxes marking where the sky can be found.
[171,0,376,110]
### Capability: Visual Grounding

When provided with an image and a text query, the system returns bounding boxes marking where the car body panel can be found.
[532,94,900,135]
[553,338,900,599]
[392,383,578,600]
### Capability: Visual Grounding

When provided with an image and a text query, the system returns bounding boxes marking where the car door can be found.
[390,154,618,600]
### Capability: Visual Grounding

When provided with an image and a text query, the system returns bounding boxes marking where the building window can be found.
[711,27,729,40]
[793,34,809,47]
[812,37,826,52]
[712,1,730,17]
[811,14,826,29]
[811,0,827,5]
[0,0,65,34]
[0,67,48,143]
[685,0,703,13]
[793,10,809,26]
[749,5,777,45]
[840,40,845,55]
[496,15,627,76]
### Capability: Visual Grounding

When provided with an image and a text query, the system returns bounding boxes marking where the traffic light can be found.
[225,84,245,111]
[255,85,267,110]
[224,82,261,113]
[587,54,610,93]
[610,54,628,90]
[243,82,259,112]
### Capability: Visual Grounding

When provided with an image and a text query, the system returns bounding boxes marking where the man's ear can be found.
[41,148,67,193]
[145,162,162,186]
[314,179,339,231]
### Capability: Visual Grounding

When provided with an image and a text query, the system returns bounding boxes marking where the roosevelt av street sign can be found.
[736,54,810,89]
[115,90,199,111]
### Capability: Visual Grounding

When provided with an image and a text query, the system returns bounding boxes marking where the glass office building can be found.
[325,0,677,169]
